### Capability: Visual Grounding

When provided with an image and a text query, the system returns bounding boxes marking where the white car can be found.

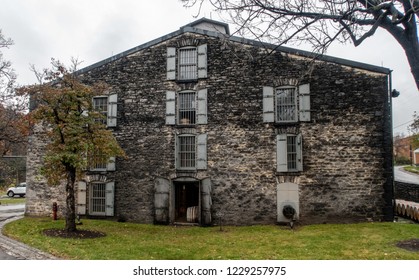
[7,182,26,198]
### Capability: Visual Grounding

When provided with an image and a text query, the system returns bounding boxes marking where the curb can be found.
[0,216,59,260]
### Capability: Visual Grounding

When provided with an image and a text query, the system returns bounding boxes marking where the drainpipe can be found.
[389,70,398,221]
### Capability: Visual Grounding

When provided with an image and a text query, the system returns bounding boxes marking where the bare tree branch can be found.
[181,0,419,89]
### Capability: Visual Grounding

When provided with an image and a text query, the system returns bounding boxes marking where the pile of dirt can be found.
[43,229,106,239]
[396,239,419,252]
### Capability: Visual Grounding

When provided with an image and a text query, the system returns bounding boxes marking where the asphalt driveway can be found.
[394,166,419,184]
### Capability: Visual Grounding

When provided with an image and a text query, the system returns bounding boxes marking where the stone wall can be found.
[25,123,66,218]
[395,181,419,203]
[25,29,393,225]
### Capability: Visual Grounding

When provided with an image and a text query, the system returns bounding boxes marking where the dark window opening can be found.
[174,182,199,223]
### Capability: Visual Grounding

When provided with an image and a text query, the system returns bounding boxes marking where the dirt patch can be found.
[43,228,106,239]
[396,239,419,252]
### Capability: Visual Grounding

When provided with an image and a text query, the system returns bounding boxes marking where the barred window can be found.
[277,134,303,172]
[178,47,197,80]
[89,151,107,171]
[178,92,196,125]
[178,135,196,169]
[287,135,298,171]
[93,96,108,125]
[276,87,297,123]
[90,183,106,215]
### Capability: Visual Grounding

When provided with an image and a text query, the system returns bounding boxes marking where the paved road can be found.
[394,166,419,184]
[0,203,25,260]
[0,203,58,260]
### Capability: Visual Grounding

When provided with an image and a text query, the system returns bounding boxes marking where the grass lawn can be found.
[404,165,419,175]
[3,217,419,260]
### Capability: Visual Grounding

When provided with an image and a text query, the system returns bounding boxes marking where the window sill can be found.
[176,169,197,172]
[176,79,198,83]
[274,121,299,125]
[275,171,302,175]
[89,168,107,171]
[176,124,197,127]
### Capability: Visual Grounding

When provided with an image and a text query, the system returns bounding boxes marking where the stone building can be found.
[25,18,394,225]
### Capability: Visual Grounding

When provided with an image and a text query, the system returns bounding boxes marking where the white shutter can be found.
[175,135,179,169]
[107,94,118,127]
[197,88,208,124]
[165,91,176,125]
[105,182,115,216]
[299,83,311,122]
[76,181,87,215]
[197,44,207,78]
[276,134,288,172]
[197,133,208,170]
[201,178,212,225]
[154,177,171,224]
[263,86,275,123]
[166,47,176,80]
[107,157,116,171]
[296,134,303,171]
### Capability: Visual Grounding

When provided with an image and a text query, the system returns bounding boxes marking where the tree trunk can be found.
[64,165,77,232]
[404,37,419,90]
[381,16,419,90]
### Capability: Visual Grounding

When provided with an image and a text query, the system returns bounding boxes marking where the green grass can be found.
[3,217,419,260]
[404,165,419,175]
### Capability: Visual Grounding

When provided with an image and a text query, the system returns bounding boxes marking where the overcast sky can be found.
[0,0,418,136]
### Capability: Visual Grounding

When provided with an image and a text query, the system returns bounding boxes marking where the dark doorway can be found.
[174,181,199,223]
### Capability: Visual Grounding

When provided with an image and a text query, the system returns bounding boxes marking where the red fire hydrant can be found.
[52,202,58,220]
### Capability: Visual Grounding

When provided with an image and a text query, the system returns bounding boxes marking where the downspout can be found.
[388,70,396,221]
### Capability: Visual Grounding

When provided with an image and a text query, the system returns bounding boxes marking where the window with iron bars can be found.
[90,182,106,215]
[178,135,196,169]
[287,135,298,171]
[93,96,108,125]
[276,87,297,123]
[178,47,197,80]
[178,91,196,125]
[89,151,107,171]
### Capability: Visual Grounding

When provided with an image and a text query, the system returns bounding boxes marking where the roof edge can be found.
[228,35,392,74]
[76,19,391,76]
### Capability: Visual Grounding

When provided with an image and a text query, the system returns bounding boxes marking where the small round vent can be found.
[282,205,296,219]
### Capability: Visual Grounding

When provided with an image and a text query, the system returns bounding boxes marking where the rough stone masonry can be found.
[25,19,394,225]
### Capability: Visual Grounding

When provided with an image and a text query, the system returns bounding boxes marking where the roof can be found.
[77,18,391,75]
[181,17,230,35]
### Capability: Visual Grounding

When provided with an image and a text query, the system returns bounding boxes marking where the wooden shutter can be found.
[299,83,311,122]
[105,182,115,216]
[296,134,303,171]
[154,177,171,224]
[201,178,212,225]
[197,44,207,78]
[197,133,207,170]
[263,86,275,123]
[175,134,179,169]
[197,88,208,124]
[107,94,118,127]
[276,134,288,172]
[166,47,176,80]
[107,157,116,171]
[76,181,87,215]
[165,91,176,125]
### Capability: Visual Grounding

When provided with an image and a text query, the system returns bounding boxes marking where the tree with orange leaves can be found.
[18,59,125,232]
